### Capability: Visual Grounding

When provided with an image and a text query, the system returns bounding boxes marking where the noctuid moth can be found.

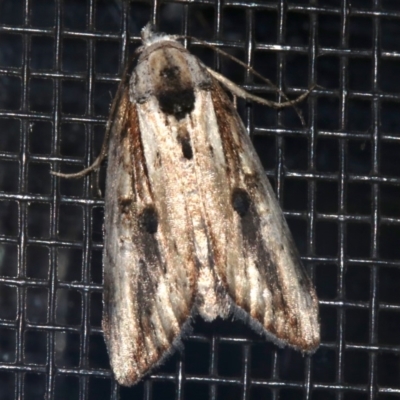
[53,23,320,386]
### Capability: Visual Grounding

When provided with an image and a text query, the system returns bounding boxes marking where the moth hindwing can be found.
[58,23,320,386]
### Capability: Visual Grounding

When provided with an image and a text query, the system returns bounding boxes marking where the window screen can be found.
[1,1,400,399]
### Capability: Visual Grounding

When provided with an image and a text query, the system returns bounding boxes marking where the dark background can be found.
[1,0,400,399]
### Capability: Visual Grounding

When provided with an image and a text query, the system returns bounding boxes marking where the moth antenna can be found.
[233,94,238,109]
[185,36,313,126]
[206,67,312,126]
[141,23,181,45]
[50,140,109,179]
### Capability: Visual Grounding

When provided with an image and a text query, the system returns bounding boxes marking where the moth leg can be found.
[51,149,108,179]
[51,104,116,179]
[52,53,139,179]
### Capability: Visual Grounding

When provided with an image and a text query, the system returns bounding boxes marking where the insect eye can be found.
[231,188,251,217]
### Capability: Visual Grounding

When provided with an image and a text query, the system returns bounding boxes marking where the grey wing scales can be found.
[102,88,197,386]
[207,81,320,352]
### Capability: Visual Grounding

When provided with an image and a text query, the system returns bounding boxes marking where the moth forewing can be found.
[55,23,320,387]
[209,80,319,351]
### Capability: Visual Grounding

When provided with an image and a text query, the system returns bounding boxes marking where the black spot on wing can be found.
[177,133,193,160]
[138,207,166,274]
[232,188,251,217]
[139,206,158,234]
[182,138,193,159]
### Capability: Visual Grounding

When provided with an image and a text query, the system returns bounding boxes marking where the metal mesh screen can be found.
[1,0,400,399]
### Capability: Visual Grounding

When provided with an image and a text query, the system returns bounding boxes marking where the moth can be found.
[53,23,320,386]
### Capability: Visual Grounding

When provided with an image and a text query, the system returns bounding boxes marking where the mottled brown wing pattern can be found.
[102,86,198,386]
[102,24,319,387]
[207,81,320,351]
[53,24,319,388]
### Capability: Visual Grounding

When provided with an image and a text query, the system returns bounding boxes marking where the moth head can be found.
[141,22,180,46]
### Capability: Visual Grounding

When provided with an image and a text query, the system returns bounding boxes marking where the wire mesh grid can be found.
[1,0,400,399]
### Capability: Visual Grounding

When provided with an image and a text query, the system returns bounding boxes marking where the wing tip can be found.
[231,303,320,353]
[105,316,195,386]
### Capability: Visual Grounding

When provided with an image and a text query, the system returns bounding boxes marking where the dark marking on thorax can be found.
[152,48,195,120]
